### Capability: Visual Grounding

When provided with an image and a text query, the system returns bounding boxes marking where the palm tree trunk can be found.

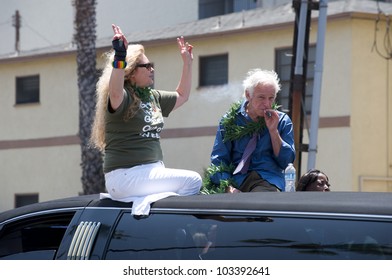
[73,0,105,194]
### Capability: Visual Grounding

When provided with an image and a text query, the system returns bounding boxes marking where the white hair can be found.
[242,68,281,97]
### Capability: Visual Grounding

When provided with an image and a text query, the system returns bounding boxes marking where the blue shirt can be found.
[210,100,295,191]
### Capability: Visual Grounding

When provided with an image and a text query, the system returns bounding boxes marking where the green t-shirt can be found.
[103,88,177,173]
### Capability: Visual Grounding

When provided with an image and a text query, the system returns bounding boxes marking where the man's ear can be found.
[245,90,250,100]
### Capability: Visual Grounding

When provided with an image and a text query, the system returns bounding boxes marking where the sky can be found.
[0,0,197,55]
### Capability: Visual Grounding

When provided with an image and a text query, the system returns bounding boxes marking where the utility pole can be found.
[307,0,328,170]
[289,0,324,177]
[12,10,21,53]
[289,0,312,178]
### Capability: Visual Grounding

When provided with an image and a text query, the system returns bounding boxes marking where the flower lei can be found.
[131,84,152,103]
[201,162,237,194]
[201,100,280,194]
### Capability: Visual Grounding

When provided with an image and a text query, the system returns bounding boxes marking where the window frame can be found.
[15,193,39,208]
[275,45,316,115]
[199,54,229,87]
[15,74,40,105]
[198,0,259,19]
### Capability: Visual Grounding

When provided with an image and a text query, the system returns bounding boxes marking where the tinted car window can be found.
[105,213,392,260]
[0,212,75,260]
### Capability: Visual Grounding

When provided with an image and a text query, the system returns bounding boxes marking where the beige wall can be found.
[300,18,354,191]
[0,55,82,211]
[0,55,79,139]
[1,146,82,211]
[350,17,392,192]
[298,16,391,192]
[1,11,392,212]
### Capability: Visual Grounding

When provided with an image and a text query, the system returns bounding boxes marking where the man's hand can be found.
[225,186,241,193]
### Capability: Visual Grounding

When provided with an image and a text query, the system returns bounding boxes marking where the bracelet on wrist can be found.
[112,60,127,69]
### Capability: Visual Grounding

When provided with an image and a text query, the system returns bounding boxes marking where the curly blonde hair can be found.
[90,44,145,151]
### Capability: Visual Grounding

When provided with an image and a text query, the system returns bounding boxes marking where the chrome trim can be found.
[67,221,84,260]
[67,221,101,260]
[82,206,392,220]
[83,222,100,260]
[151,208,392,220]
[0,207,84,226]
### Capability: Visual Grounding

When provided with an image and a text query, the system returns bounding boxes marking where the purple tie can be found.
[233,133,257,175]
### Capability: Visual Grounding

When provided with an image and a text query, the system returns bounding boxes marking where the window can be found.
[15,75,40,104]
[275,46,316,114]
[199,0,233,19]
[199,0,260,19]
[15,193,38,208]
[105,213,392,260]
[233,0,259,11]
[0,212,75,260]
[199,54,228,87]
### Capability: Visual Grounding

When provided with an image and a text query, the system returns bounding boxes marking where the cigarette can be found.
[266,111,272,118]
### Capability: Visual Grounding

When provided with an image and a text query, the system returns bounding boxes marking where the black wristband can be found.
[114,52,126,61]
[112,39,127,61]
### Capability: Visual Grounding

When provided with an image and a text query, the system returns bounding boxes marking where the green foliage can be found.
[221,101,280,142]
[201,100,281,194]
[201,163,237,194]
[131,85,152,103]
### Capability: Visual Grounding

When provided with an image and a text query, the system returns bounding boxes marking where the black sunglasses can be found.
[136,63,153,70]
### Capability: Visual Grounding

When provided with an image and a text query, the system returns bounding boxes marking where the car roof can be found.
[0,194,97,224]
[149,192,392,216]
[1,192,392,224]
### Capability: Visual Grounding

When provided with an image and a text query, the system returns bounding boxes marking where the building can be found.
[1,0,391,211]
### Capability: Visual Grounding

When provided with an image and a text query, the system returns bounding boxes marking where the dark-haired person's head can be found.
[296,169,330,192]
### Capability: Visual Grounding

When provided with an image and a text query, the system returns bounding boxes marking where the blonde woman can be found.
[91,24,201,214]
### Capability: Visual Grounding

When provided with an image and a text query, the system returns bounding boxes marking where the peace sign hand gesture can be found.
[177,36,193,66]
[111,24,128,61]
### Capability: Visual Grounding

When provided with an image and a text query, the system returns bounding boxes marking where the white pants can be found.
[105,161,202,200]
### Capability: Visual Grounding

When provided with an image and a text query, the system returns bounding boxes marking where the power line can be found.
[0,19,11,27]
[23,19,55,46]
[372,0,392,60]
[10,10,56,51]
